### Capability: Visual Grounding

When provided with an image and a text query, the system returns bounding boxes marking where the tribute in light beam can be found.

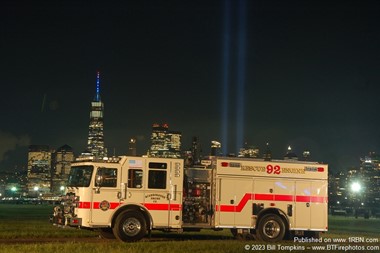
[221,0,231,156]
[235,0,247,153]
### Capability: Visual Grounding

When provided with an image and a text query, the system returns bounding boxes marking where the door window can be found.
[148,162,167,189]
[95,168,117,187]
[128,169,143,188]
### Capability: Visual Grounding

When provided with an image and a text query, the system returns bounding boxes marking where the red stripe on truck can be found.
[216,193,327,212]
[143,203,182,211]
[77,201,181,211]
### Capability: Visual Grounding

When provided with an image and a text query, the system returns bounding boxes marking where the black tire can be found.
[113,210,147,242]
[256,214,286,242]
[99,228,116,239]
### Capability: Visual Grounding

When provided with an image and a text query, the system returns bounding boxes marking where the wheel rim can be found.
[262,219,281,239]
[122,217,141,237]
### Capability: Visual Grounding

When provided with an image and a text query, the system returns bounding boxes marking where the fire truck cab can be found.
[52,156,328,242]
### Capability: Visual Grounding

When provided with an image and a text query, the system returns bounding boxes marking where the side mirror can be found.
[95,175,104,188]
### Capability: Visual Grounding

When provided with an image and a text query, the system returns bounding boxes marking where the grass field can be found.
[0,203,379,253]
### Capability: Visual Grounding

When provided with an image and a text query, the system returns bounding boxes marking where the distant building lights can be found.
[11,186,17,192]
[34,186,39,191]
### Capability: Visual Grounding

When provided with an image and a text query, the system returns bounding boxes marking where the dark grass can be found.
[0,203,379,253]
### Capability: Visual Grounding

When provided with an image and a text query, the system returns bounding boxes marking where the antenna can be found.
[95,71,101,102]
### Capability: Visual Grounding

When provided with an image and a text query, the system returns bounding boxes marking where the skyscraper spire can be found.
[95,71,101,102]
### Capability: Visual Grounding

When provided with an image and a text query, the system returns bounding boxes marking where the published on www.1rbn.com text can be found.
[243,237,380,252]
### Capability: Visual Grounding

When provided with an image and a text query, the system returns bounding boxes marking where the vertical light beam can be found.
[236,0,247,153]
[221,0,231,156]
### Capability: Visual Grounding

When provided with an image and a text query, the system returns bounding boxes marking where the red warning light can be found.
[221,162,229,167]
[317,167,324,172]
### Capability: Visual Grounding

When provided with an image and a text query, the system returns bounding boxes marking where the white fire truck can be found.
[51,156,328,242]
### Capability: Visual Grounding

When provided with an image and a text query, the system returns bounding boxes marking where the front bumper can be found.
[51,197,82,227]
[50,213,82,227]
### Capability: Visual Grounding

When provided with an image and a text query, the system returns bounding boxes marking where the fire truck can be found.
[51,156,328,242]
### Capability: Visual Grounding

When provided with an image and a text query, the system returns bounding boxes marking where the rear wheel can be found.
[256,214,285,242]
[113,210,147,242]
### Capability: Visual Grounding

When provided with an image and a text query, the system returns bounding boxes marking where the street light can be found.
[350,181,365,219]
[351,182,361,193]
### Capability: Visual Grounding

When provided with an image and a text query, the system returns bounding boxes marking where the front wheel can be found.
[256,214,286,242]
[113,210,147,242]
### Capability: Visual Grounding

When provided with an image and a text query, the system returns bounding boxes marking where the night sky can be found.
[1,0,380,172]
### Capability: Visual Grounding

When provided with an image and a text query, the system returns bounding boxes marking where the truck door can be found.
[91,166,120,225]
[123,158,145,206]
[145,160,183,228]
[216,177,253,227]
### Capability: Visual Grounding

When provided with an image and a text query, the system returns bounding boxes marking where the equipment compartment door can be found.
[216,177,253,227]
[167,161,183,228]
[310,181,328,230]
[294,181,311,229]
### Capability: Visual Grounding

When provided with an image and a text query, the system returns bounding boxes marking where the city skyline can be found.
[1,0,380,172]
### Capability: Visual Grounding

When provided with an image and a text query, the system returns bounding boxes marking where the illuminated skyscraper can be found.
[27,145,53,195]
[52,144,74,193]
[167,131,181,154]
[87,72,107,160]
[263,143,272,161]
[190,136,201,165]
[149,123,168,157]
[148,123,181,158]
[54,144,74,178]
[27,145,52,179]
[128,138,137,156]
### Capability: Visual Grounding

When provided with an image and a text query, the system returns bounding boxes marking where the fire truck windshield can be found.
[67,166,93,187]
